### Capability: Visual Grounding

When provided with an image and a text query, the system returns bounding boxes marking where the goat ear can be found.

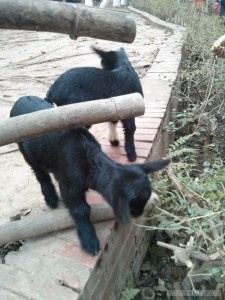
[119,47,127,56]
[91,46,106,58]
[112,197,131,225]
[140,159,170,174]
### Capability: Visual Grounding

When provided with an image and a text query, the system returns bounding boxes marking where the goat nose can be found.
[130,209,143,218]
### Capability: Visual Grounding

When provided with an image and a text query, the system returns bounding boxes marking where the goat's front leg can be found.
[60,183,100,255]
[121,118,137,162]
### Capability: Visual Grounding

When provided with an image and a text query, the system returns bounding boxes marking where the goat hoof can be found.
[45,196,59,209]
[127,153,137,162]
[82,239,100,256]
[110,139,119,147]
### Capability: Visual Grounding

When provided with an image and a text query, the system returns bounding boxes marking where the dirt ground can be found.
[0,11,169,225]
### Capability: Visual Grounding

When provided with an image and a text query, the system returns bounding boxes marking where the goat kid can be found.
[45,46,143,162]
[10,96,169,256]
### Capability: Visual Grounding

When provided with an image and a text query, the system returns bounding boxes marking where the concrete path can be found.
[0,6,184,300]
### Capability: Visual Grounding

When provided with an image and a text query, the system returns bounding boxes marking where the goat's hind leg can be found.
[108,121,119,146]
[121,118,137,162]
[60,183,100,255]
[33,167,59,209]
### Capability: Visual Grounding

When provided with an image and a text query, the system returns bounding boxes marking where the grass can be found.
[129,0,225,296]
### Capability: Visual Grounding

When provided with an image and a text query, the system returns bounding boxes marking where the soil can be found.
[135,231,223,300]
[136,232,188,300]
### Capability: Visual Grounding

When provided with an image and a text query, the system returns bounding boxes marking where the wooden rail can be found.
[0,0,136,43]
[0,93,144,147]
[0,198,155,246]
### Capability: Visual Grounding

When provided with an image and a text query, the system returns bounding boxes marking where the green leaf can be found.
[121,288,140,300]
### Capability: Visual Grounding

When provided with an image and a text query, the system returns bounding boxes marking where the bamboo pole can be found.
[0,198,155,246]
[0,0,136,43]
[0,93,144,147]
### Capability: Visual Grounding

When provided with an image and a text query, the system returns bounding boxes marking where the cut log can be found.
[0,198,156,246]
[0,93,144,147]
[0,0,136,43]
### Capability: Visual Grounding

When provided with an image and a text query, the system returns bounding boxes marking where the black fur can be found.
[45,46,143,162]
[10,96,169,256]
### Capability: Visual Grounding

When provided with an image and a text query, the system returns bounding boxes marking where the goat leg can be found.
[32,167,59,209]
[60,183,100,256]
[122,118,137,162]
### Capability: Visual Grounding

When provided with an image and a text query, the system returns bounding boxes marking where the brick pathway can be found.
[0,7,184,300]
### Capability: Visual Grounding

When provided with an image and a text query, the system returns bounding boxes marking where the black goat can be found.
[10,96,169,256]
[45,46,143,162]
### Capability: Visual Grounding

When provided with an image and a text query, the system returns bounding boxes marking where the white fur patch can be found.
[108,122,119,143]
